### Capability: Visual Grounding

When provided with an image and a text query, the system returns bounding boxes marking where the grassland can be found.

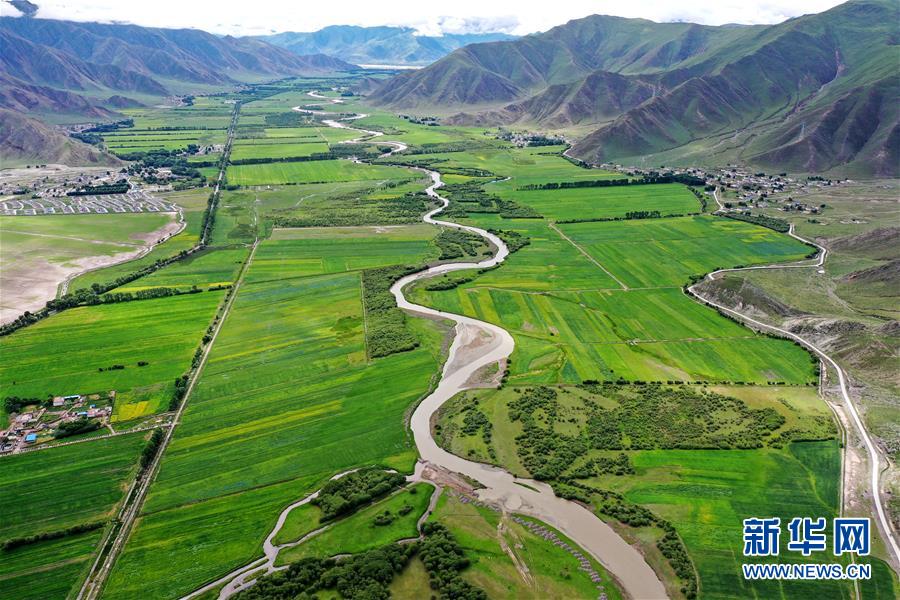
[0,433,147,598]
[104,228,449,599]
[0,291,224,422]
[276,484,432,564]
[227,159,413,186]
[429,491,623,599]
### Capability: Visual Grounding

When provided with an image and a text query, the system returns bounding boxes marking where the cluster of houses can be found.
[602,161,847,216]
[1,393,113,454]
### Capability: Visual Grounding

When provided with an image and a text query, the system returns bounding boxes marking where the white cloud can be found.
[0,0,847,36]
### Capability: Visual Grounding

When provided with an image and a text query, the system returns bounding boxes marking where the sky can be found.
[1,0,848,36]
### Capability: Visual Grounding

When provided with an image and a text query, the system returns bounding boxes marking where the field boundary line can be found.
[548,221,629,290]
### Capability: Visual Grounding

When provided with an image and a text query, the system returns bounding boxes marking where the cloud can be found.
[4,0,847,37]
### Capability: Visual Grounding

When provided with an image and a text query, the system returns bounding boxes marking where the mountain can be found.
[372,0,899,176]
[369,17,759,107]
[260,25,516,66]
[0,108,118,167]
[0,16,356,120]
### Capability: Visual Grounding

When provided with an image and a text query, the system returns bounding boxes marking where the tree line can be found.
[517,173,706,190]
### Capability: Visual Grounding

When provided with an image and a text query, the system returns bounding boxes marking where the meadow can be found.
[0,291,224,421]
[0,433,147,599]
[429,492,623,599]
[104,229,449,599]
[434,381,898,598]
[275,484,432,564]
[227,159,413,186]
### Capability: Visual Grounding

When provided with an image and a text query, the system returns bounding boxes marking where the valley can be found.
[0,3,897,599]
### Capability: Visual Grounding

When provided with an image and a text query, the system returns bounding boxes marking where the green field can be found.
[429,491,623,599]
[230,141,330,161]
[115,246,249,292]
[247,225,438,282]
[558,215,812,288]
[276,484,432,564]
[410,211,816,384]
[0,291,224,422]
[0,433,147,599]
[104,228,449,599]
[227,159,413,186]
[500,183,701,221]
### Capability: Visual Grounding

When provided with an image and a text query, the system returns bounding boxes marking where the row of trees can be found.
[518,173,706,190]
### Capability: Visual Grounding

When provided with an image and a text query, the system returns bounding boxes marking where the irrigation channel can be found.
[181,94,668,599]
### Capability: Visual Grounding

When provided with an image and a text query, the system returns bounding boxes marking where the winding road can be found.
[689,226,900,570]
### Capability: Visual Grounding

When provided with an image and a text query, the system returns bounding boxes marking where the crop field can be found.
[249,178,431,228]
[230,141,330,161]
[104,230,449,599]
[430,492,623,599]
[247,225,438,282]
[558,215,811,288]
[276,484,432,564]
[69,188,210,292]
[227,159,413,186]
[115,246,249,292]
[410,212,816,384]
[354,112,490,146]
[0,291,224,421]
[500,183,701,221]
[102,128,227,153]
[0,433,147,598]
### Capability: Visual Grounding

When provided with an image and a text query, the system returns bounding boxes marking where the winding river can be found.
[318,94,668,598]
[184,95,668,599]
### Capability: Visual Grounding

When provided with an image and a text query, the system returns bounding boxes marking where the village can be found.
[602,161,850,216]
[0,391,114,454]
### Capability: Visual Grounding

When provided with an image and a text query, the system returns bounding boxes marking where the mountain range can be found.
[0,17,354,111]
[260,26,515,66]
[0,15,356,165]
[370,0,899,176]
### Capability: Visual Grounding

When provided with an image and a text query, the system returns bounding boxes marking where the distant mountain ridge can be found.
[260,25,516,66]
[370,0,899,176]
[0,16,355,119]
